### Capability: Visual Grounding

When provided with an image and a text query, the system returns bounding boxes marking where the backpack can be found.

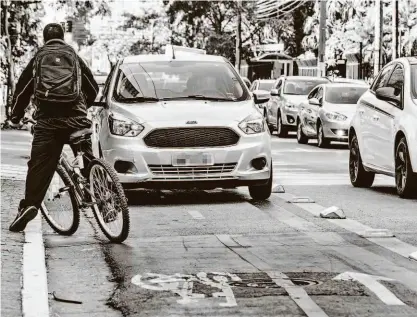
[33,39,82,103]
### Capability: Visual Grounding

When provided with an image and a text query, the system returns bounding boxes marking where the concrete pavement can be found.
[1,129,417,316]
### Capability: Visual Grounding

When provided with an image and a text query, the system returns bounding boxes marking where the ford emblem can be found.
[186,121,197,124]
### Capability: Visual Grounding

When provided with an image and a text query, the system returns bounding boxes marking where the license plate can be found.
[172,153,214,166]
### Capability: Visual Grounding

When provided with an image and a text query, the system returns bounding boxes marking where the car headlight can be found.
[238,113,265,134]
[108,112,144,137]
[325,112,347,121]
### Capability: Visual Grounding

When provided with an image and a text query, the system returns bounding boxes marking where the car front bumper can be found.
[101,131,272,189]
[281,107,298,127]
[322,118,350,141]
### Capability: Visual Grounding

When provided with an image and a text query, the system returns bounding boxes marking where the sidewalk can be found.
[1,179,25,317]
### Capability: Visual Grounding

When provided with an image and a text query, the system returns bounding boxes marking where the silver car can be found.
[296,83,369,147]
[249,79,276,117]
[265,76,330,137]
[90,51,273,200]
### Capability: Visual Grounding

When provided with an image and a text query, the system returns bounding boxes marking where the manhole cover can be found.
[230,278,281,289]
[290,278,322,286]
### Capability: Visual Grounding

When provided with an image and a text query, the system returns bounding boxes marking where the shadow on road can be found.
[125,189,248,206]
[370,186,417,200]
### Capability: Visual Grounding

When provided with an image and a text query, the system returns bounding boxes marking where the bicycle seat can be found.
[69,128,93,145]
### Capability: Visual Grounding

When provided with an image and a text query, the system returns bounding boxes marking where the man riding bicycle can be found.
[8,23,99,232]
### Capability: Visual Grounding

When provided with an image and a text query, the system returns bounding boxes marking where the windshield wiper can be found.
[162,95,235,102]
[122,96,160,103]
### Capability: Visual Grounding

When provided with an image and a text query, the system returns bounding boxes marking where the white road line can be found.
[22,213,49,317]
[216,234,329,317]
[187,210,205,220]
[276,192,417,260]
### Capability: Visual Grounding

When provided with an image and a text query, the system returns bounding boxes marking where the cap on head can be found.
[43,23,65,43]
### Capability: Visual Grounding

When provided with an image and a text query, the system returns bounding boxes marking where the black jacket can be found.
[10,41,99,123]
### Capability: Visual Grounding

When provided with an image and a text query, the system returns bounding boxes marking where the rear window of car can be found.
[325,86,368,104]
[113,60,249,102]
[283,79,329,95]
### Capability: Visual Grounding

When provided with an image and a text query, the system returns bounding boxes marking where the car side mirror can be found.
[375,87,400,105]
[270,88,279,96]
[309,98,321,106]
[253,90,270,105]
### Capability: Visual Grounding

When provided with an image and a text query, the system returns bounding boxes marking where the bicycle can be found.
[24,118,130,243]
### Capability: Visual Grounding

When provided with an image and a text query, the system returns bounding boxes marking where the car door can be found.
[363,64,396,168]
[267,79,282,125]
[300,86,319,135]
[374,64,404,172]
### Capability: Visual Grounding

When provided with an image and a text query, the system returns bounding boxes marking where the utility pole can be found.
[392,0,399,60]
[235,0,242,72]
[317,0,327,77]
[374,0,383,75]
[4,0,14,120]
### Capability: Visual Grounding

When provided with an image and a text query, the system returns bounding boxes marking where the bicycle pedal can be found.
[59,186,71,193]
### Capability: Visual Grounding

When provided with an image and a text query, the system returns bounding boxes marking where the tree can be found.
[1,0,44,119]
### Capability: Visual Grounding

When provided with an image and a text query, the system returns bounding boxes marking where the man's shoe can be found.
[9,206,38,232]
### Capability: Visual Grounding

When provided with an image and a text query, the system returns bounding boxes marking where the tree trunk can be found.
[235,1,242,72]
[4,2,15,120]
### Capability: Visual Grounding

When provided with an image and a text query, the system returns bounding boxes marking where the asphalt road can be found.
[1,129,417,317]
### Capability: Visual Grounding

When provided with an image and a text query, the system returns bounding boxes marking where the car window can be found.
[316,87,323,102]
[372,65,395,91]
[307,87,318,99]
[325,86,368,104]
[249,81,257,91]
[283,79,329,95]
[258,81,275,91]
[113,61,249,102]
[386,65,404,98]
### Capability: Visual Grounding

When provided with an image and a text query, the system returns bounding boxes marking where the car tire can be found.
[349,134,375,188]
[249,165,272,201]
[277,113,288,138]
[317,122,330,148]
[297,120,308,144]
[395,137,417,198]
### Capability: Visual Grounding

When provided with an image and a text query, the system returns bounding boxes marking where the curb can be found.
[22,213,49,317]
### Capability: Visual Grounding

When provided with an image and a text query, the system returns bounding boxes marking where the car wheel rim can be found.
[395,143,407,192]
[350,139,359,181]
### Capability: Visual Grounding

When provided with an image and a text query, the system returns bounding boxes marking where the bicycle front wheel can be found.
[87,158,130,243]
[41,165,80,235]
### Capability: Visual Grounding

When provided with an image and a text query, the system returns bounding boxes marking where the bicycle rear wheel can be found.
[87,158,130,243]
[41,165,80,235]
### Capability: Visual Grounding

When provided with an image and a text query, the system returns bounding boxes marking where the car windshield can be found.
[325,86,368,104]
[411,65,417,99]
[283,79,329,95]
[113,61,248,102]
[258,81,275,91]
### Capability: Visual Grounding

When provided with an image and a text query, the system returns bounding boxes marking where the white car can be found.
[91,48,273,200]
[266,76,330,137]
[297,83,368,147]
[349,57,417,198]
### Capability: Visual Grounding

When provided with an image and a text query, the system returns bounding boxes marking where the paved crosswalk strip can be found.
[1,164,28,180]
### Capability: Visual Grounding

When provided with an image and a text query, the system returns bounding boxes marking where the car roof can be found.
[405,56,417,65]
[323,82,369,88]
[256,79,275,82]
[122,54,227,64]
[283,76,330,81]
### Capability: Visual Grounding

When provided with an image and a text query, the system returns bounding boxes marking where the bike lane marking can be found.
[215,234,330,317]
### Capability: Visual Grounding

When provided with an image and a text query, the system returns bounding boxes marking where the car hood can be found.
[110,99,257,125]
[282,95,308,106]
[324,103,357,118]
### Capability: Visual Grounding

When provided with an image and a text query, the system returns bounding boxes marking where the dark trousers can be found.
[22,117,94,209]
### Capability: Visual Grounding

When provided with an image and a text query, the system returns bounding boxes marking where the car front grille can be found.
[148,163,237,180]
[143,128,240,148]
